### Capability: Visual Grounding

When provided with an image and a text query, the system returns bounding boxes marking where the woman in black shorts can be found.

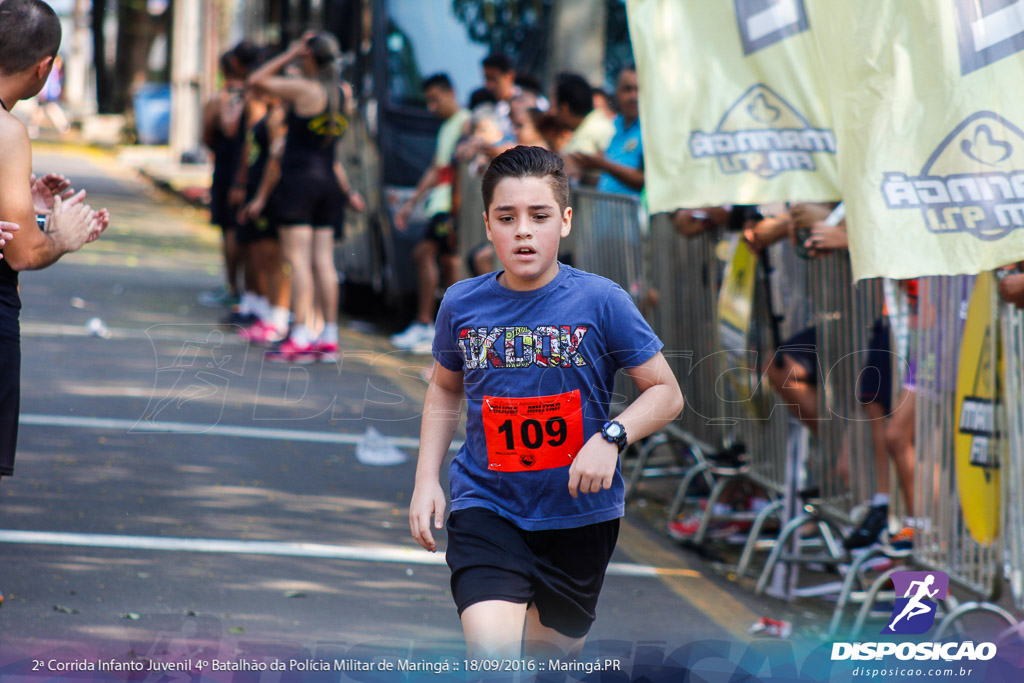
[247,32,363,363]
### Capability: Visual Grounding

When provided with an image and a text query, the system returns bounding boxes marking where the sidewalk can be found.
[116,145,211,207]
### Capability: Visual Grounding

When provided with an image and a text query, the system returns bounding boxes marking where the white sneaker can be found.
[391,322,433,349]
[410,336,435,355]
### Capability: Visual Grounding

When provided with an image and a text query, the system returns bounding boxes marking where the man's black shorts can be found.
[0,304,20,477]
[445,507,620,639]
[424,212,456,255]
[779,327,819,385]
[857,318,894,414]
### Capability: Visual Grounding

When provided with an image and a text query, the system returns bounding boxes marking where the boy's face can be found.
[484,176,571,291]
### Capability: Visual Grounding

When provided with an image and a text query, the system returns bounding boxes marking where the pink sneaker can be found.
[244,321,285,346]
[748,617,792,638]
[238,320,266,342]
[266,337,316,364]
[314,340,340,363]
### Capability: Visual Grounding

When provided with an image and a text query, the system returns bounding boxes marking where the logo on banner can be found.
[881,111,1024,241]
[689,84,835,178]
[882,571,949,635]
[953,0,1024,75]
[734,0,809,54]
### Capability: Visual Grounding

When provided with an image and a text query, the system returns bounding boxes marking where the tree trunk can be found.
[92,0,114,113]
[546,0,606,86]
[113,1,151,112]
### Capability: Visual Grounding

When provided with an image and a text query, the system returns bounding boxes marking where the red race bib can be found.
[482,390,585,472]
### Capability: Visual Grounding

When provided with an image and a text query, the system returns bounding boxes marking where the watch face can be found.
[605,422,623,438]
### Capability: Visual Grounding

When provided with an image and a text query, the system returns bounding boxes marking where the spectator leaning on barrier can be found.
[570,66,644,195]
[0,0,110,481]
[742,202,919,550]
[391,73,472,354]
[555,73,615,185]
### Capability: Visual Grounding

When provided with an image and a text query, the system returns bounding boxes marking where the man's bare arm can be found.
[0,115,101,271]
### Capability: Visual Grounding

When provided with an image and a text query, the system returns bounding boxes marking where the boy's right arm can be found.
[409,362,464,552]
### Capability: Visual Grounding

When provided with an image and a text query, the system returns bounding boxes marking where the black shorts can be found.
[446,507,620,639]
[236,214,279,245]
[0,305,20,477]
[273,171,345,232]
[209,186,238,231]
[857,318,894,414]
[780,327,819,385]
[425,213,456,255]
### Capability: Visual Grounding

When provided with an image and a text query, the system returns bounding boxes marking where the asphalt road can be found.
[0,144,812,682]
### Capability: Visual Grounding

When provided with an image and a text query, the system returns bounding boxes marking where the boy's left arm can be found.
[568,351,683,497]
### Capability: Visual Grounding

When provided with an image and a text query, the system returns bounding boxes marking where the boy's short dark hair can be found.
[555,73,594,118]
[482,146,570,213]
[482,53,514,74]
[422,73,453,92]
[0,0,61,76]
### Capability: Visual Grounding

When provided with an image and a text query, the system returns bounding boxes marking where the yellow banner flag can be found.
[626,0,840,212]
[808,1,1024,280]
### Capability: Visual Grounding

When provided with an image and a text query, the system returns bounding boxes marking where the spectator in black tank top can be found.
[247,32,365,364]
[200,42,260,313]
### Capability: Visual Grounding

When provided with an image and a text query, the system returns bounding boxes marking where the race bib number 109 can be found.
[482,390,585,472]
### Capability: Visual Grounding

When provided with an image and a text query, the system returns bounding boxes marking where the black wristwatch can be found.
[601,420,628,453]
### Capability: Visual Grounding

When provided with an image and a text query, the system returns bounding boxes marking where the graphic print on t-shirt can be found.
[457,325,590,369]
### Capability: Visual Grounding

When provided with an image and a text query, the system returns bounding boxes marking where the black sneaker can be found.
[844,504,889,550]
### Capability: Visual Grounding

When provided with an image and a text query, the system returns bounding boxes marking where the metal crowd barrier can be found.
[845,274,1017,637]
[728,247,799,588]
[637,216,727,516]
[455,163,489,279]
[1002,300,1024,618]
[812,257,883,521]
[646,215,725,451]
[753,253,879,596]
[570,187,647,304]
[569,187,649,420]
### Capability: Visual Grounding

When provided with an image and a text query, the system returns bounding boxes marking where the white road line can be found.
[22,321,171,341]
[19,413,463,451]
[0,529,682,578]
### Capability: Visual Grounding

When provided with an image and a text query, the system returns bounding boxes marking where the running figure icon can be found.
[888,574,940,631]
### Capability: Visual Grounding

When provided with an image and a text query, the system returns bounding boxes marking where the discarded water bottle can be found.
[86,317,111,339]
[355,426,407,466]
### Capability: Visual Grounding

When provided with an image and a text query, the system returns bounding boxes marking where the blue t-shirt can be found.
[432,265,663,531]
[596,115,643,196]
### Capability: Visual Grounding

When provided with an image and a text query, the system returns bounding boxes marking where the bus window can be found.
[384,0,488,109]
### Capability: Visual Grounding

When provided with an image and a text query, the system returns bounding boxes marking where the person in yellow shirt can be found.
[555,73,615,184]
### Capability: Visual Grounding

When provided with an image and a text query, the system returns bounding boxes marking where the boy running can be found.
[409,146,683,660]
